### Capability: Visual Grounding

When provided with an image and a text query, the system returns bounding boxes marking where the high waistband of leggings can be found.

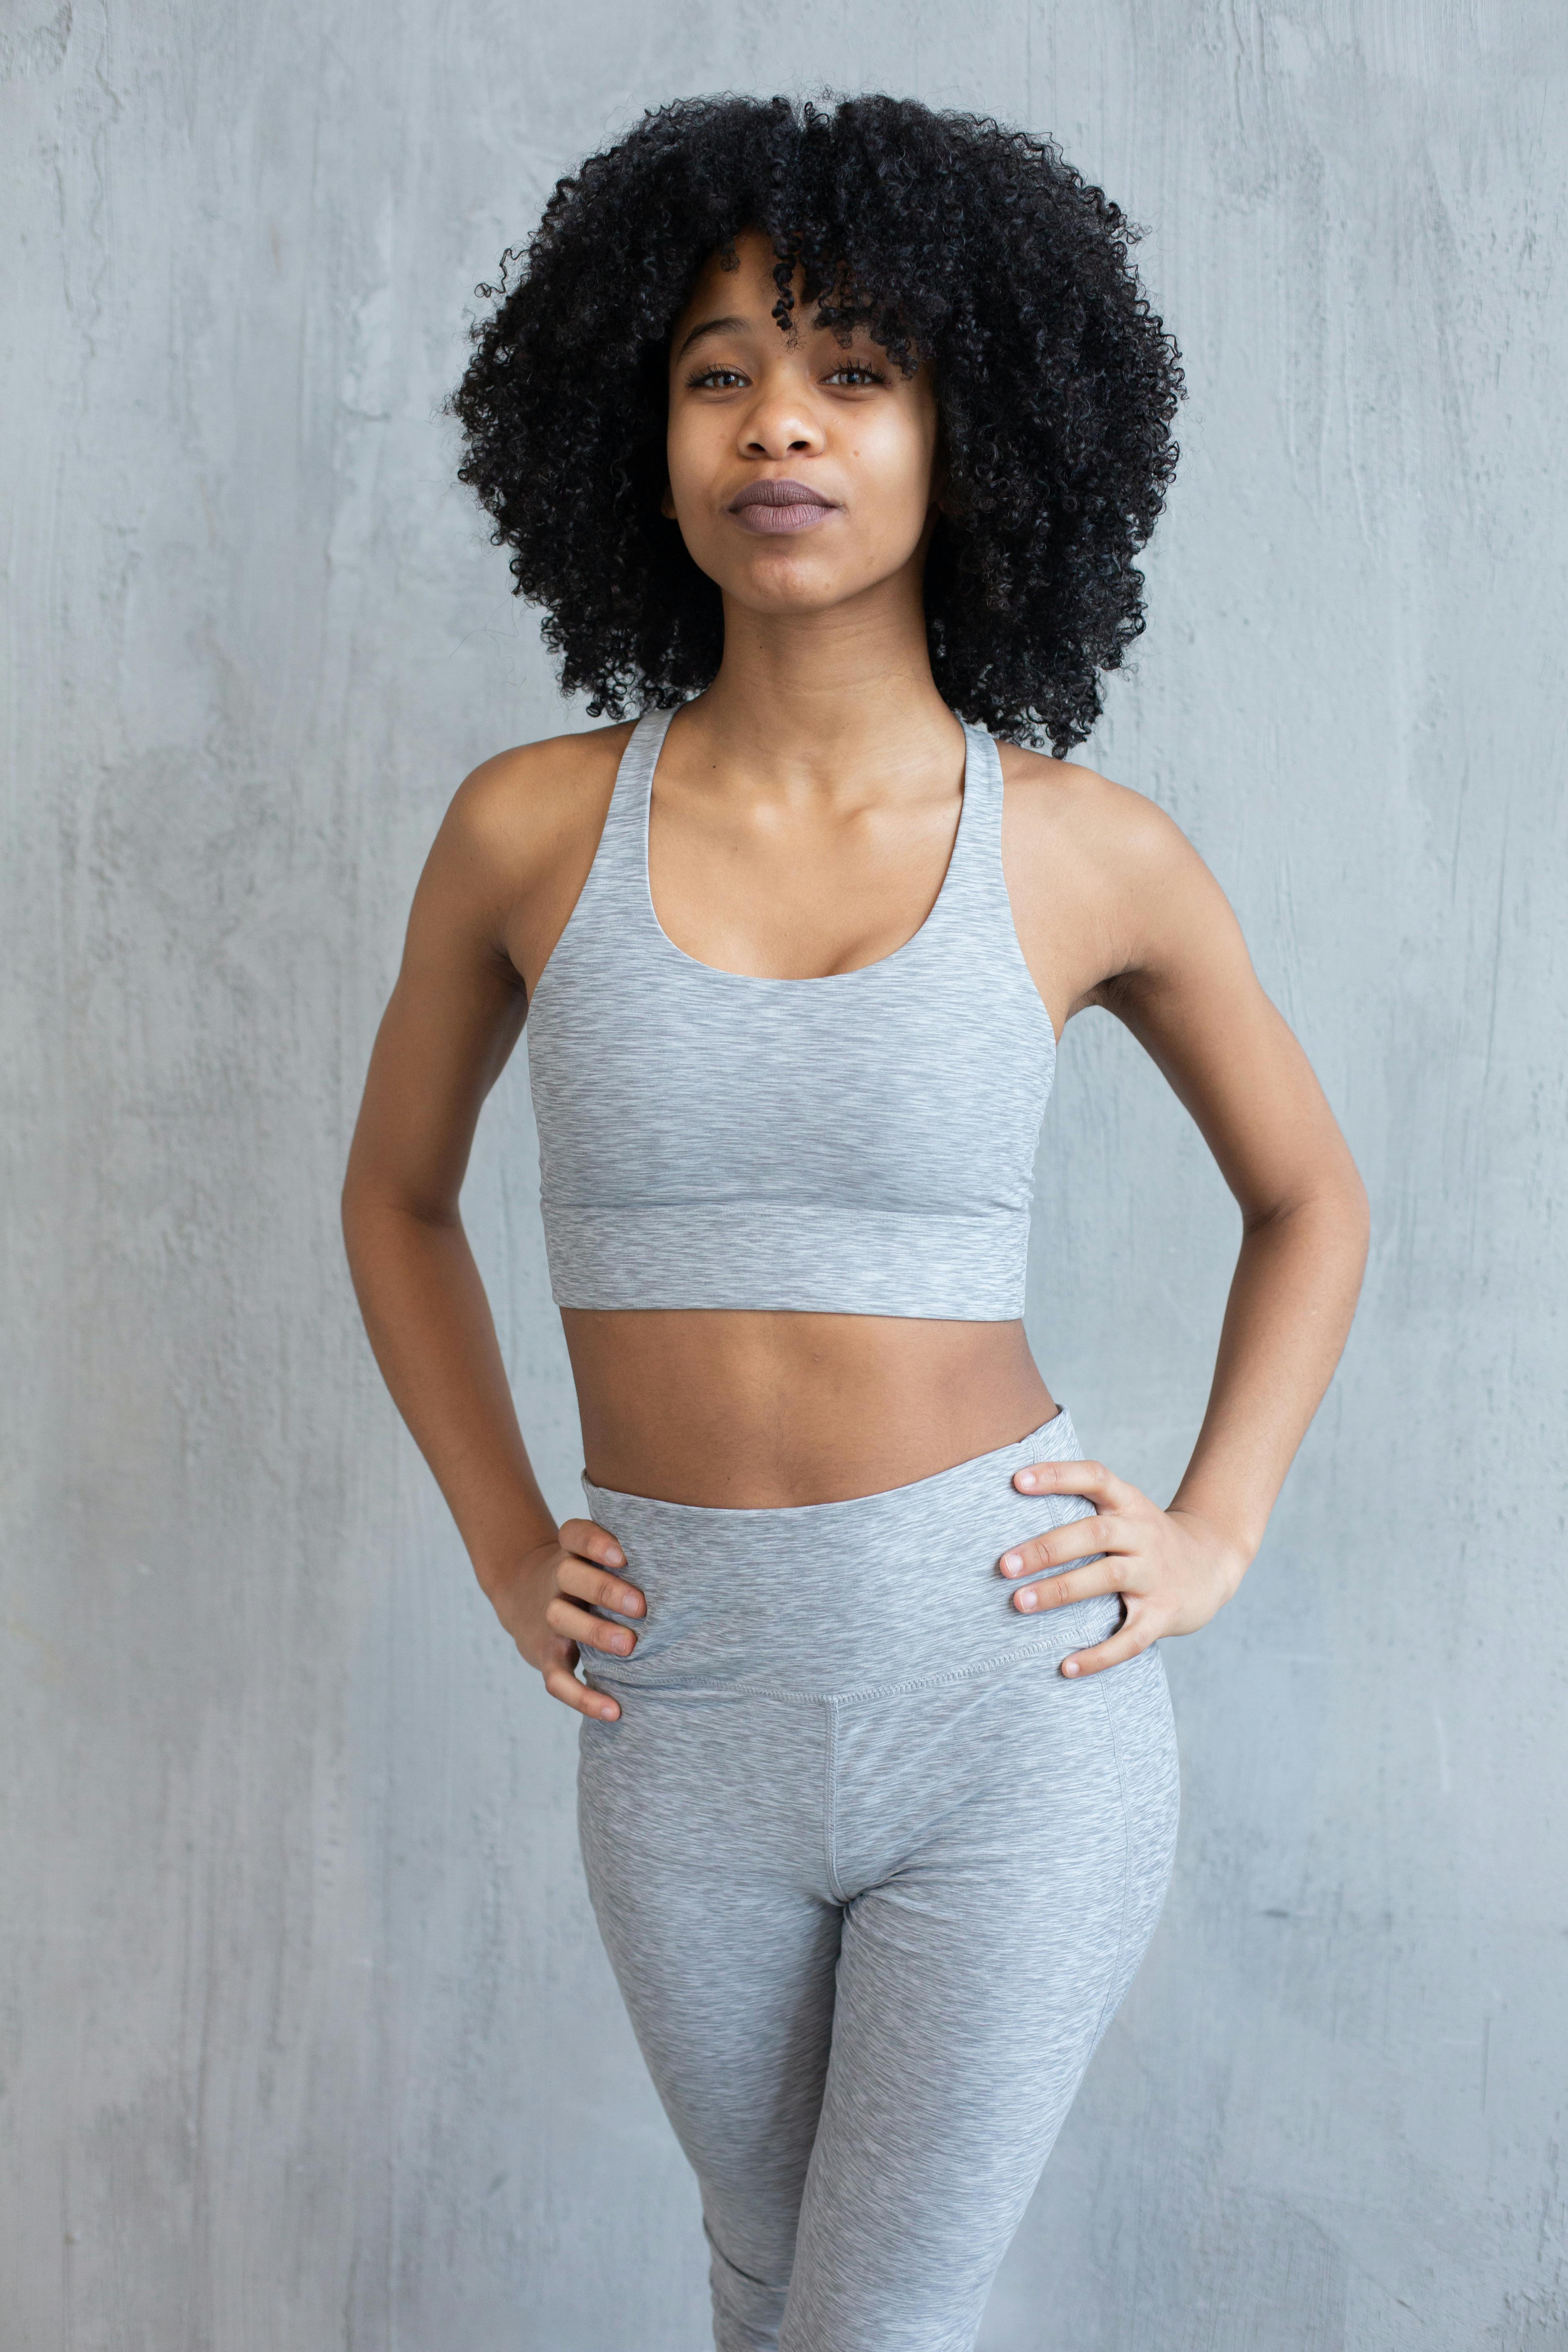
[579,1406,1122,1701]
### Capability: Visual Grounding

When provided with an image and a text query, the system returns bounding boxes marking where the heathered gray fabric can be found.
[526,706,1059,1316]
[577,1410,1180,2352]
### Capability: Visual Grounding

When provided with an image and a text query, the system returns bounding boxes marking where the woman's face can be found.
[663,230,940,620]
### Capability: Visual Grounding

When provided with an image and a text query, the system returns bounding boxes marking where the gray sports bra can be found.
[524,706,1058,1319]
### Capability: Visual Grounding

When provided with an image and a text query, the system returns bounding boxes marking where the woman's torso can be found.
[561,1310,1057,1507]
[507,702,1113,1507]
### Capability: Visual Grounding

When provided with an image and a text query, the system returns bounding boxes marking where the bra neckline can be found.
[630,704,985,989]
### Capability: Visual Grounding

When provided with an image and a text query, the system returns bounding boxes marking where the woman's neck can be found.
[681,574,963,792]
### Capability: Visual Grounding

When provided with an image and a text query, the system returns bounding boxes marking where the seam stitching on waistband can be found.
[823,1708,848,1903]
[586,1626,1108,1705]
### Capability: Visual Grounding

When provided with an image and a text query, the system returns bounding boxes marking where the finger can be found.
[1059,1610,1158,1679]
[558,1516,628,1573]
[1011,1458,1129,1508]
[555,1552,646,1617]
[1010,1557,1123,1615]
[998,1513,1118,1579]
[546,1594,639,1658]
[543,1658,621,1721]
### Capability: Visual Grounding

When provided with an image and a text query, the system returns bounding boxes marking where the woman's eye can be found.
[688,367,748,390]
[826,365,882,387]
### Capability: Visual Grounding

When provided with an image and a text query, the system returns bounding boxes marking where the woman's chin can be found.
[720,561,905,621]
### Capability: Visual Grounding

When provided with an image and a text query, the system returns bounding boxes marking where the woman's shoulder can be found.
[441,720,639,887]
[997,740,1199,894]
[996,739,1236,1012]
[412,721,639,991]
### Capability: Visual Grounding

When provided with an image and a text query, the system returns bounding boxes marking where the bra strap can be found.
[574,704,675,926]
[939,723,1007,913]
[606,705,676,844]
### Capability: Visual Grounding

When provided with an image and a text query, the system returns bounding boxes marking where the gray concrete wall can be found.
[3,3,1564,2345]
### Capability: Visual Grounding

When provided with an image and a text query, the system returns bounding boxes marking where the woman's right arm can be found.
[341,753,643,1721]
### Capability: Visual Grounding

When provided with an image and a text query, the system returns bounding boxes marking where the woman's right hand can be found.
[488,1520,646,1721]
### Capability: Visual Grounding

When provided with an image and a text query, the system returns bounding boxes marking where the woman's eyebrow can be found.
[675,313,753,359]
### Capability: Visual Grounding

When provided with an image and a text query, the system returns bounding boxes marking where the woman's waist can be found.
[577,1403,1118,1698]
[563,1306,1054,1508]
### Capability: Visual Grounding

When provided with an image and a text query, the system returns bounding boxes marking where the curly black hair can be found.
[451,93,1183,754]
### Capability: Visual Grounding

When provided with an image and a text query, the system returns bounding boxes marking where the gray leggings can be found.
[578,1410,1180,2352]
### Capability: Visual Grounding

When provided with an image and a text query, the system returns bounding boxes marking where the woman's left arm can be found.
[1000,791,1370,1675]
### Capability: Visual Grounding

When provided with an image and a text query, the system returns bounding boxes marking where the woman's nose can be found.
[740,389,825,460]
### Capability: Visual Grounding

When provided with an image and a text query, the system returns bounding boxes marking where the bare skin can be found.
[343,232,1369,1723]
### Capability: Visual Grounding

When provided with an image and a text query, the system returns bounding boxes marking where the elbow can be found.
[340,1147,396,1278]
[1346,1160,1371,1256]
[341,1158,461,1265]
[1345,1165,1372,1296]
[340,1165,375,1282]
[1324,1136,1371,1268]
[1244,1156,1370,1269]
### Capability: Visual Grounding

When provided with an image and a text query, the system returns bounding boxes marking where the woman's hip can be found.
[578,1405,1128,1700]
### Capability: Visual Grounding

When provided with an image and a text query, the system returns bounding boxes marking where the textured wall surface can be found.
[3,3,1565,2345]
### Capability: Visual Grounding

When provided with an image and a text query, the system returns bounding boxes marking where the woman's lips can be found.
[727,479,838,534]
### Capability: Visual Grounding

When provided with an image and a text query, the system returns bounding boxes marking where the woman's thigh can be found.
[781,1644,1180,2352]
[577,1691,842,2295]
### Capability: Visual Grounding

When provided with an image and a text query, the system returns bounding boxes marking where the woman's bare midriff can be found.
[563,1310,1059,1507]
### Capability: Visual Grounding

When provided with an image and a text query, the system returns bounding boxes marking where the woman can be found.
[343,94,1368,2352]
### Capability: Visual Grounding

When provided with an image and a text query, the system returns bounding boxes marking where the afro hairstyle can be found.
[450,92,1184,754]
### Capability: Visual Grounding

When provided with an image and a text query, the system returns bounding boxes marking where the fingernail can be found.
[1001,1550,1022,1574]
[1016,1470,1035,1489]
[1015,1588,1038,1612]
[1061,1657,1080,1677]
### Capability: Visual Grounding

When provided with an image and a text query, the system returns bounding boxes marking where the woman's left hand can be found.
[998,1457,1247,1677]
